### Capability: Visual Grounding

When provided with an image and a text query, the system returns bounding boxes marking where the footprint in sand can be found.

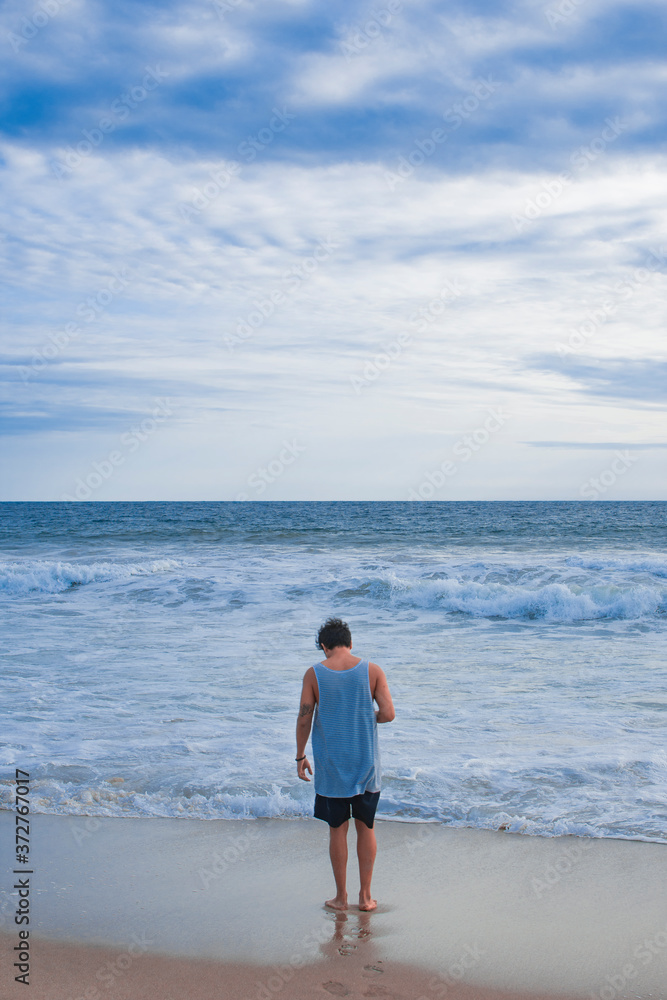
[363,964,384,974]
[323,982,351,996]
[363,987,405,1000]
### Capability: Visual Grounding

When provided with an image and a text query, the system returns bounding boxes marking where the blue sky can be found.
[1,0,666,499]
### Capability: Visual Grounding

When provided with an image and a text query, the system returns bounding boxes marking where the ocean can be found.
[1,501,666,843]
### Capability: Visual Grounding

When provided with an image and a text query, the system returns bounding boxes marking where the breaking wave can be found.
[0,558,180,596]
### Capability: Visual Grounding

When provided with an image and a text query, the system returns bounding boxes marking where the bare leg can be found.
[326,821,349,909]
[355,818,377,911]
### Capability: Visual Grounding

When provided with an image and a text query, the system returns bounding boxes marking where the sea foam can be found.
[0,558,180,596]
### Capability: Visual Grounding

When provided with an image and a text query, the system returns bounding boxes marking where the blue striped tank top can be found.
[311,658,381,798]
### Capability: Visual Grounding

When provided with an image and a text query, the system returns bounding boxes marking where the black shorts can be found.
[314,790,380,829]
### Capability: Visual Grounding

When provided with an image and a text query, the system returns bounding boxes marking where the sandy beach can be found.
[2,811,667,999]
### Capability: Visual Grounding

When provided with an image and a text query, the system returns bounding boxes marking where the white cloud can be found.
[2,139,666,498]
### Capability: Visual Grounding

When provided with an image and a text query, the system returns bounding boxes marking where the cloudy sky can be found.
[1,0,665,500]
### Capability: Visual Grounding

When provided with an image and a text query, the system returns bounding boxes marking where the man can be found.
[296,617,395,911]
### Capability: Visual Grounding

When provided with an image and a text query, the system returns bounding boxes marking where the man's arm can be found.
[370,662,395,723]
[295,668,317,781]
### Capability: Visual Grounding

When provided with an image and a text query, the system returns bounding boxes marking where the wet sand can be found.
[1,812,666,999]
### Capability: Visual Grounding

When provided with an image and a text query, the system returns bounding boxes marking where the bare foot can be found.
[325,896,348,910]
[358,895,377,911]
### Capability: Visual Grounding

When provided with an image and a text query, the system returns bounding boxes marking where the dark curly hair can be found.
[316,617,352,650]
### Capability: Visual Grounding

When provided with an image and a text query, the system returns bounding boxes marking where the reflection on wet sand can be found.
[324,909,375,956]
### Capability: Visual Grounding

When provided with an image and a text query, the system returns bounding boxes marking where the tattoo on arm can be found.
[299,703,314,718]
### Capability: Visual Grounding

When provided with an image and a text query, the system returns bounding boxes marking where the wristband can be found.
[295,755,306,762]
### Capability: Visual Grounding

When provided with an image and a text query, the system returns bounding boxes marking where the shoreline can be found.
[3,800,666,846]
[2,812,667,999]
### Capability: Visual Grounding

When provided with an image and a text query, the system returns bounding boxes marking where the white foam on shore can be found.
[2,777,665,844]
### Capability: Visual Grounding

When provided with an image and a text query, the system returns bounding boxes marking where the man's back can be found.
[311,657,380,798]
